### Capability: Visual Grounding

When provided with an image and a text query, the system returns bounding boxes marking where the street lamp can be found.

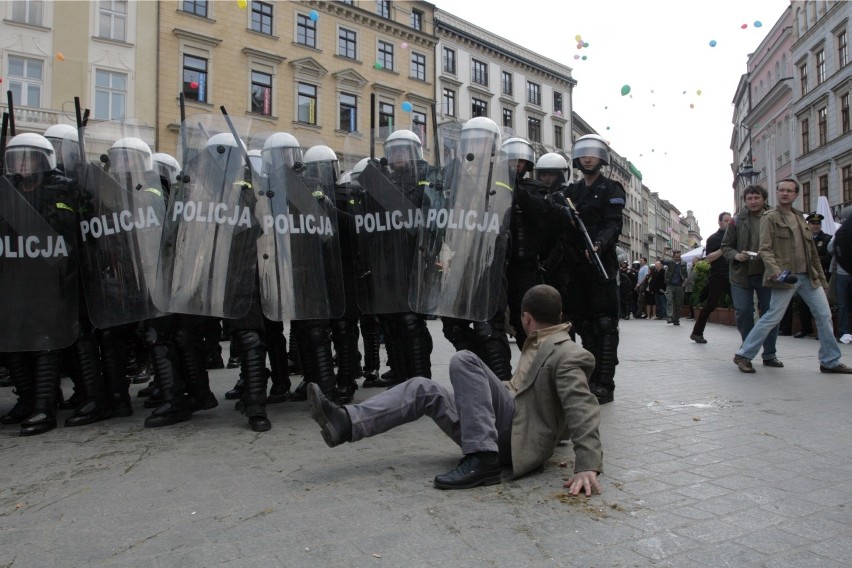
[737,164,761,186]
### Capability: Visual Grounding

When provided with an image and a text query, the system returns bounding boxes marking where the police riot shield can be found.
[408,118,514,321]
[343,131,431,314]
[0,174,79,351]
[252,131,344,321]
[153,113,266,319]
[78,120,165,328]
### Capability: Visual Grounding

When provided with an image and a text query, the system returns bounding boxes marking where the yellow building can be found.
[156,0,437,168]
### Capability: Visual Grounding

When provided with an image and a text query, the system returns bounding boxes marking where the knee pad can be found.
[234,330,264,351]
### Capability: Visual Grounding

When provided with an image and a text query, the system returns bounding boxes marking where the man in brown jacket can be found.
[733,178,852,374]
[307,284,603,493]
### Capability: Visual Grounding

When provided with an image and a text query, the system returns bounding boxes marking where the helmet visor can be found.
[5,147,53,175]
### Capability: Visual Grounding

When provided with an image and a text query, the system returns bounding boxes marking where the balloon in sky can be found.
[309,10,318,21]
[690,103,695,109]
[574,55,580,60]
[577,42,583,49]
[583,42,589,48]
[741,23,748,29]
[696,89,702,95]
[754,21,763,28]
[620,84,631,96]
[709,39,717,47]
[237,0,247,8]
[575,34,582,42]
[401,101,412,112]
[55,52,64,61]
[581,55,587,60]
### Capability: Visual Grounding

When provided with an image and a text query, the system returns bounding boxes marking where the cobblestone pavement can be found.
[1,317,851,567]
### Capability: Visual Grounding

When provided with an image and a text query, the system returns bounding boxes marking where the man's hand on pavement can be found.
[563,471,602,496]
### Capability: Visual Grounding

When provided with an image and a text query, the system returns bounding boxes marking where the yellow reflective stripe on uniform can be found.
[418,180,430,186]
[495,181,513,192]
[144,187,162,197]
[234,181,252,189]
[311,191,324,198]
[56,202,74,212]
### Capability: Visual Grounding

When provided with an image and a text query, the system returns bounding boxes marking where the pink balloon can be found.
[741,23,748,29]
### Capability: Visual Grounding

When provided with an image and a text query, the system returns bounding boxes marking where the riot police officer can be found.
[559,134,625,404]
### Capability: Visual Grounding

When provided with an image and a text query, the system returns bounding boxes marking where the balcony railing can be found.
[0,104,63,133]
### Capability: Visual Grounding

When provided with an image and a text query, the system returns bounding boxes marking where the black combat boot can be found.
[359,315,381,387]
[331,319,360,404]
[144,342,192,428]
[65,335,112,426]
[0,353,35,425]
[20,352,61,436]
[235,330,271,432]
[175,327,218,413]
[266,327,291,403]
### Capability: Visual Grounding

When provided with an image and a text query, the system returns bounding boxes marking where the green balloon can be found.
[620,84,631,96]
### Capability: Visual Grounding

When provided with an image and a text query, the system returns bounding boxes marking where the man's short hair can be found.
[718,211,732,223]
[521,284,562,325]
[777,178,800,193]
[742,184,768,200]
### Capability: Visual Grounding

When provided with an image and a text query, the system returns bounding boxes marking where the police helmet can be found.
[459,116,501,158]
[153,152,180,183]
[5,132,57,174]
[261,131,302,173]
[246,149,263,175]
[384,129,423,166]
[501,137,535,173]
[109,137,154,172]
[302,145,341,187]
[44,124,81,171]
[534,152,569,186]
[572,134,610,168]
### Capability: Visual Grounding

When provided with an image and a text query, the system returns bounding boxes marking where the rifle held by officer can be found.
[553,193,608,279]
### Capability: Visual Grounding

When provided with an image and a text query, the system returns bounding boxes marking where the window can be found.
[816,49,826,84]
[471,98,488,118]
[501,71,512,96]
[554,125,563,149]
[818,106,827,146]
[182,0,207,18]
[412,110,426,147]
[472,59,488,86]
[99,0,127,42]
[94,69,126,120]
[443,88,455,116]
[502,108,512,128]
[801,117,810,153]
[7,55,43,107]
[410,9,422,31]
[10,0,43,25]
[802,182,811,210]
[410,52,426,81]
[442,47,456,74]
[843,165,852,203]
[527,81,541,106]
[378,40,394,71]
[251,70,272,115]
[183,54,208,103]
[338,28,357,59]
[819,174,828,198]
[842,93,850,135]
[339,93,357,132]
[297,83,317,124]
[377,0,390,18]
[839,31,848,68]
[296,13,315,46]
[528,117,541,143]
[250,1,273,35]
[800,63,808,95]
[554,92,563,114]
[378,101,394,133]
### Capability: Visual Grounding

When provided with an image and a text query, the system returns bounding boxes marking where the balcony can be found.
[0,104,63,133]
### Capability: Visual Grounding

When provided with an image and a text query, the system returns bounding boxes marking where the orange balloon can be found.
[56,52,65,61]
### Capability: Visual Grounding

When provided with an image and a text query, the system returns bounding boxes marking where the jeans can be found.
[665,285,684,322]
[736,275,840,367]
[835,273,852,336]
[730,276,778,361]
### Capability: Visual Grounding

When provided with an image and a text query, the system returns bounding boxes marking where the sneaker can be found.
[733,355,756,373]
[690,334,707,344]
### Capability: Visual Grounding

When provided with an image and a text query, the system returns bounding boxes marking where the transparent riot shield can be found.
[409,119,514,321]
[343,129,433,314]
[78,119,165,328]
[153,113,267,319]
[254,160,345,321]
[0,174,79,351]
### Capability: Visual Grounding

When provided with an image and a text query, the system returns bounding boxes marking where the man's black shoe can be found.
[793,331,810,338]
[267,383,291,404]
[144,398,192,428]
[433,452,502,490]
[819,363,852,374]
[690,334,707,344]
[290,380,308,402]
[778,330,792,336]
[65,398,113,427]
[361,370,382,388]
[249,415,271,432]
[307,383,351,448]
[206,355,225,370]
[762,358,784,368]
[224,378,244,400]
[589,384,614,404]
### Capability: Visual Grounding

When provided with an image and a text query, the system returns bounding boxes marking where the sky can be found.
[436,0,791,244]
